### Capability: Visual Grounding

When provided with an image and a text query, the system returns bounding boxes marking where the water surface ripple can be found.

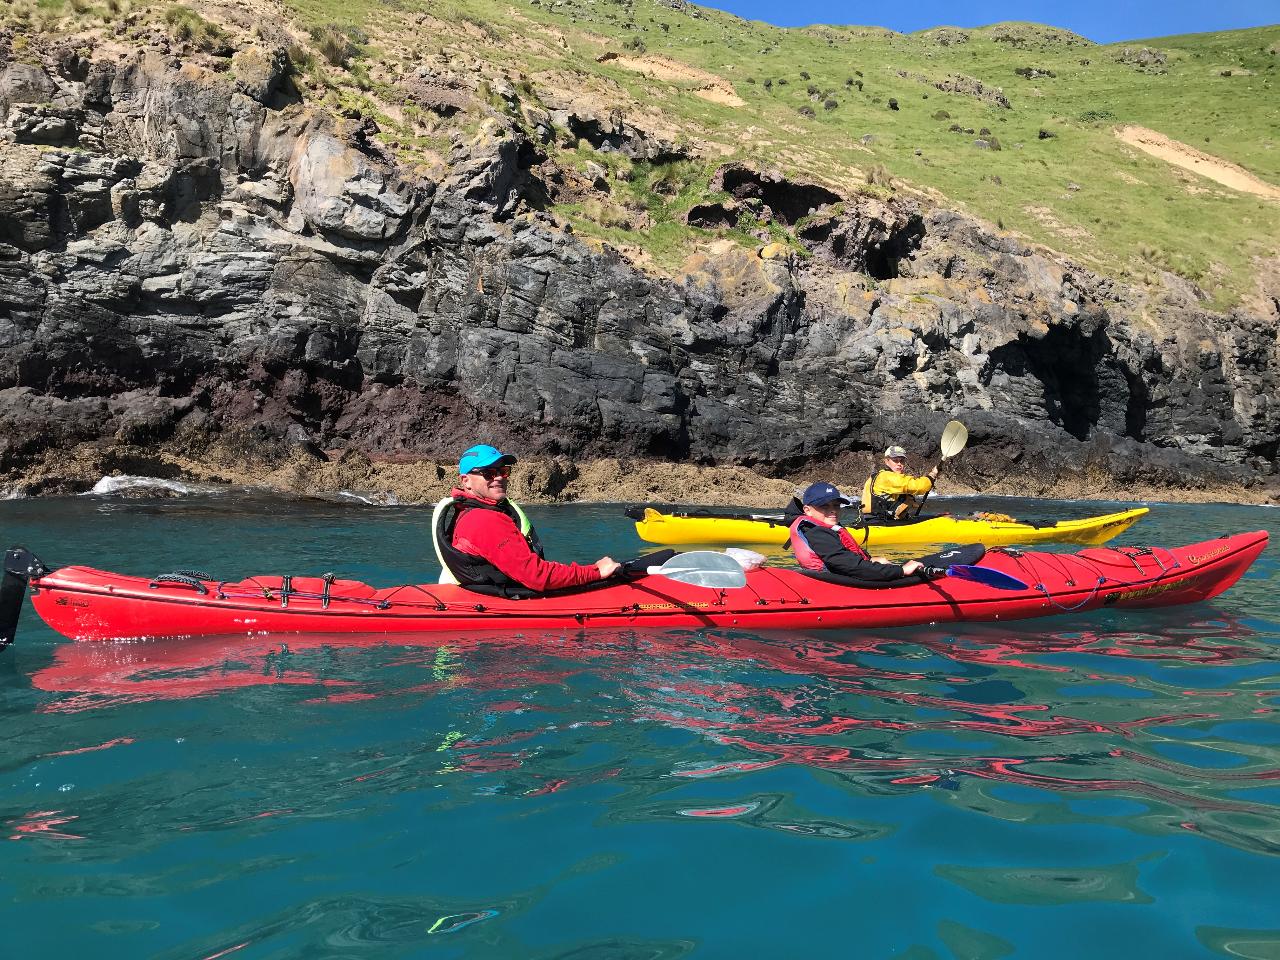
[2,495,1278,958]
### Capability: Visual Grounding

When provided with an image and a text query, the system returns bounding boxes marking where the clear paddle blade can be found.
[648,550,747,589]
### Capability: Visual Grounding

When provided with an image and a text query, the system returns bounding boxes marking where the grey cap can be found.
[884,445,908,459]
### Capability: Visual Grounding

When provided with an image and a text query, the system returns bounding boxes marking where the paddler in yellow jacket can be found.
[862,444,939,521]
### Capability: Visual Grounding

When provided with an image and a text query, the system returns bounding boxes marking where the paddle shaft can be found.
[913,473,939,519]
[914,421,968,518]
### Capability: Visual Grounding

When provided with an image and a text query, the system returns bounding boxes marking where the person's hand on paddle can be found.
[901,559,926,576]
[596,557,622,578]
[928,466,939,480]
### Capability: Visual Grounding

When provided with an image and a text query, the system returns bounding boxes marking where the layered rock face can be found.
[1,42,1277,499]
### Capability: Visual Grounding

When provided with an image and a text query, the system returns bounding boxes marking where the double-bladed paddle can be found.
[636,551,1026,593]
[915,419,969,517]
[923,563,1028,591]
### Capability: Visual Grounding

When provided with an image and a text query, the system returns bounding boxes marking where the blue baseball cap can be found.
[458,444,517,475]
[800,481,852,507]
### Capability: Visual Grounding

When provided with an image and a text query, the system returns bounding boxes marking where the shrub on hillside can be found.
[165,5,229,53]
[310,23,364,66]
[285,43,316,73]
[582,198,630,229]
[348,60,374,91]
[459,15,497,39]
[932,110,950,120]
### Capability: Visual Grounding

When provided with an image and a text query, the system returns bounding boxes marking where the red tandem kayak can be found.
[6,531,1267,642]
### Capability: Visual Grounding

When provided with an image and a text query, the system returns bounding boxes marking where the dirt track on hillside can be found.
[1116,125,1280,200]
[597,52,745,106]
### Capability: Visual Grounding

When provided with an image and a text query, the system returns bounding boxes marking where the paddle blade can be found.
[2,546,50,648]
[0,564,26,649]
[945,564,1028,591]
[940,420,969,459]
[647,550,747,589]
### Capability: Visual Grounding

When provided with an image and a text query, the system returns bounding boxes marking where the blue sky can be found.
[693,1,1279,43]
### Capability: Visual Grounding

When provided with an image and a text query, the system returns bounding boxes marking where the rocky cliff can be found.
[2,26,1278,503]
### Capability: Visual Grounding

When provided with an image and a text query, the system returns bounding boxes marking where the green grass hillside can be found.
[12,0,1280,308]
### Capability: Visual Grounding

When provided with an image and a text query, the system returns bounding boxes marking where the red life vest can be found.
[788,516,870,571]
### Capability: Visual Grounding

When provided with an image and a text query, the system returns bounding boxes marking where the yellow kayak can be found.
[628,506,1150,549]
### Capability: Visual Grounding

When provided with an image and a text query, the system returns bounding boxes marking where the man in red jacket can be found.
[437,444,622,594]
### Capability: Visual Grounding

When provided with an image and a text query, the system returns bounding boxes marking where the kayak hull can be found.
[24,531,1268,641]
[633,506,1150,548]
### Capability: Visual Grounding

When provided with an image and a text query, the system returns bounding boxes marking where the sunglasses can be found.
[470,465,511,480]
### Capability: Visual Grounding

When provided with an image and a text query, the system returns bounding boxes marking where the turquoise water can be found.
[2,493,1279,959]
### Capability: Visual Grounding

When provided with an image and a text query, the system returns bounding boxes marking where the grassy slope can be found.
[18,0,1280,307]
[460,1,1280,307]
[506,4,1280,306]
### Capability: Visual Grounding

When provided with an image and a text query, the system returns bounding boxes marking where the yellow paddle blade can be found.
[940,420,968,459]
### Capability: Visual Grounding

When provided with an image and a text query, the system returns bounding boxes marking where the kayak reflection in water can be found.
[431,444,622,597]
[862,443,938,521]
[785,482,927,583]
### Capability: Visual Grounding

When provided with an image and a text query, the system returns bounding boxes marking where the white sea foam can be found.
[85,475,223,497]
[335,490,401,506]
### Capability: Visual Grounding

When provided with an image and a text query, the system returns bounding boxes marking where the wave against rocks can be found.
[85,475,227,498]
[333,490,402,507]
